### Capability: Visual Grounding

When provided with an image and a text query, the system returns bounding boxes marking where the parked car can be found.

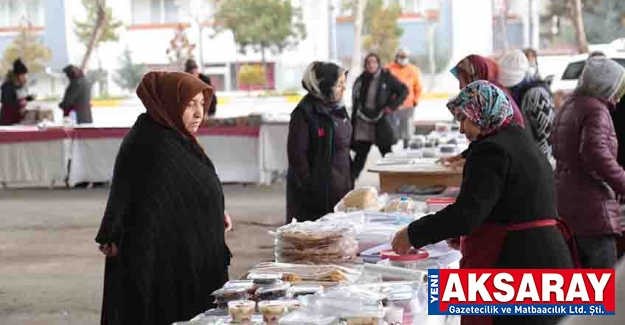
[547,54,625,110]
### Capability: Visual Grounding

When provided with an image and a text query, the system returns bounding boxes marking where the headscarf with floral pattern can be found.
[446,80,513,136]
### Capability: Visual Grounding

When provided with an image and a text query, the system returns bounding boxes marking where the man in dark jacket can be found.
[351,53,408,182]
[551,57,625,269]
[0,59,34,125]
[59,65,93,124]
[185,59,217,117]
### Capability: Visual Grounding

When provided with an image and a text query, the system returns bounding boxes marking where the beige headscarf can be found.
[136,71,213,140]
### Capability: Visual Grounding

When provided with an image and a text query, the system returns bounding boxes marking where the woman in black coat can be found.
[392,80,576,325]
[286,61,352,223]
[95,71,232,325]
[59,65,93,124]
[351,53,408,182]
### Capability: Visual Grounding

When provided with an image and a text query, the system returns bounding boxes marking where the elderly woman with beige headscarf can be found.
[95,71,232,325]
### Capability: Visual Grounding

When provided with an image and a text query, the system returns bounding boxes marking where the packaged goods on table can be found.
[211,286,251,309]
[299,286,387,325]
[382,197,417,215]
[356,282,428,325]
[244,262,362,285]
[273,220,358,264]
[334,186,387,212]
[278,311,338,325]
[287,284,324,298]
[254,281,291,301]
[319,211,417,253]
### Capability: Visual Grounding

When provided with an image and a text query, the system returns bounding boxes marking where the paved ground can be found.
[0,148,382,325]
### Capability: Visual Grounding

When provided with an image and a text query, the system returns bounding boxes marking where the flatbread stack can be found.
[274,221,358,264]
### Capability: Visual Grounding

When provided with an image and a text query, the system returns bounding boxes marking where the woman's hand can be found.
[437,155,466,169]
[98,243,118,258]
[391,226,413,255]
[224,211,233,233]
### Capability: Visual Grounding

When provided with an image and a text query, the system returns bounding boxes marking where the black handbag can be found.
[375,113,399,149]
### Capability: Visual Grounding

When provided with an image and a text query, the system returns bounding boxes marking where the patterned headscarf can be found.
[446,80,513,136]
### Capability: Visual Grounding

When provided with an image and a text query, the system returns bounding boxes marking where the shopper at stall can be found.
[498,49,555,157]
[551,56,625,269]
[386,47,423,149]
[95,71,232,325]
[286,61,352,223]
[0,58,34,125]
[438,54,528,169]
[351,53,408,182]
[59,64,93,124]
[185,59,217,117]
[392,80,576,325]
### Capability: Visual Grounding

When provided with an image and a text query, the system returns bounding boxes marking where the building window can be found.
[0,0,44,28]
[132,0,179,25]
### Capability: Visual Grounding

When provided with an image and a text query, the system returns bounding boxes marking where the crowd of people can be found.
[86,46,625,325]
[0,58,216,126]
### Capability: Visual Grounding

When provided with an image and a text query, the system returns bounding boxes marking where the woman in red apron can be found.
[393,80,577,325]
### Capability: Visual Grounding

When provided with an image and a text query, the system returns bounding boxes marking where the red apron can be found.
[459,218,580,325]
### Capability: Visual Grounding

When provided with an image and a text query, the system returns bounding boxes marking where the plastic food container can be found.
[380,249,430,270]
[286,284,324,298]
[248,272,283,285]
[212,287,251,309]
[255,282,291,301]
[425,197,455,213]
[258,300,287,323]
[228,300,256,323]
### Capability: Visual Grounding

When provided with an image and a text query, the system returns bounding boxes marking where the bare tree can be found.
[571,0,589,53]
[80,0,107,72]
[349,0,366,86]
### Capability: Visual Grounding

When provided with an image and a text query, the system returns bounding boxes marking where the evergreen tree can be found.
[114,48,147,92]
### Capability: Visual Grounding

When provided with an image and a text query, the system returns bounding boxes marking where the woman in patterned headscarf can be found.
[392,81,576,325]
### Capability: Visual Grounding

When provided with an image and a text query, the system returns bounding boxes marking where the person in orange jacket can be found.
[386,47,423,148]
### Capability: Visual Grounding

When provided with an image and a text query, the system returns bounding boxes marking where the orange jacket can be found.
[386,62,423,109]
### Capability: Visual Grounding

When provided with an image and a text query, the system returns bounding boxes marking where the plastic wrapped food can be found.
[273,220,358,264]
[243,262,362,285]
[278,310,338,325]
[286,284,324,298]
[228,300,256,323]
[212,287,251,308]
[383,197,416,214]
[334,187,381,212]
[248,272,283,285]
[255,282,291,301]
[258,300,288,323]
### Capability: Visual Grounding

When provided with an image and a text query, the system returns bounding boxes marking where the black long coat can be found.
[96,114,230,325]
[286,95,353,223]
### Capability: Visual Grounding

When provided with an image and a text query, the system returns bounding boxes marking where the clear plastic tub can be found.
[228,300,256,323]
[258,300,288,323]
[212,287,251,309]
[248,272,283,285]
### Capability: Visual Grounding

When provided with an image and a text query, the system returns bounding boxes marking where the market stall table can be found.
[369,163,462,193]
[0,126,69,187]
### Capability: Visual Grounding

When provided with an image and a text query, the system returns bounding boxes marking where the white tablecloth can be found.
[259,123,289,185]
[0,127,68,187]
[0,123,290,187]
